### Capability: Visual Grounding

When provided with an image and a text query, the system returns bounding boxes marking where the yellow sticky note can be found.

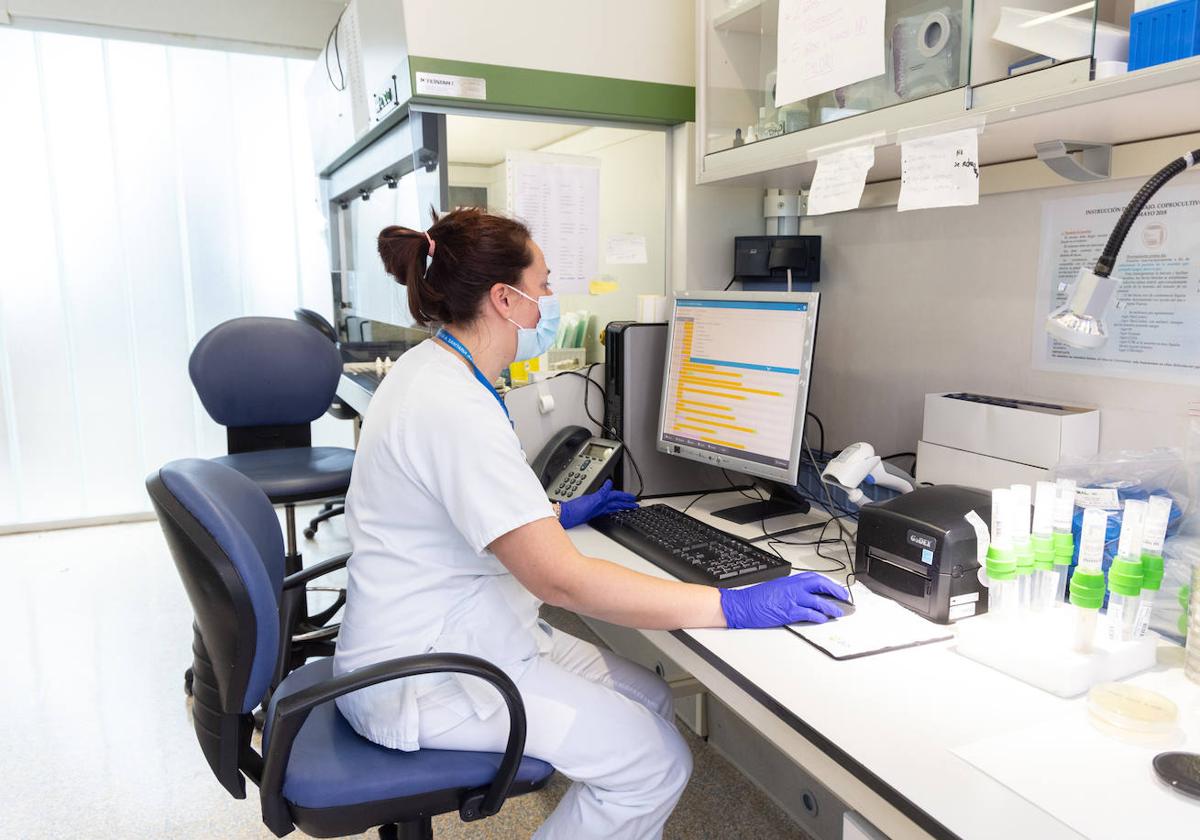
[508,356,542,384]
[589,279,620,296]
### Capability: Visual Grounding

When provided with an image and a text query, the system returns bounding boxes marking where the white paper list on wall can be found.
[775,0,886,108]
[897,127,981,212]
[505,150,600,295]
[806,144,876,216]
[1032,185,1200,384]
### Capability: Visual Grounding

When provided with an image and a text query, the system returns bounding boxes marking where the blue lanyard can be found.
[435,328,511,422]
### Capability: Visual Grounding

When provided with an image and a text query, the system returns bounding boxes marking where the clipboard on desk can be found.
[785,585,953,660]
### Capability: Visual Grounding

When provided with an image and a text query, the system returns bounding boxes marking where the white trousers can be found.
[417,626,693,840]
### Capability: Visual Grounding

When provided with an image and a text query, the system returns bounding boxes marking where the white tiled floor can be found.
[2,506,805,839]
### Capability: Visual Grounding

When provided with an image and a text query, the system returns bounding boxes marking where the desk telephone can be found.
[531,425,623,502]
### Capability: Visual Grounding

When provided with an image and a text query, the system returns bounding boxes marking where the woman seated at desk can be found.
[332,207,849,840]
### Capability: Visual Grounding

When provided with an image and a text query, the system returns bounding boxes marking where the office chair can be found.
[293,307,355,540]
[189,317,354,662]
[147,458,555,839]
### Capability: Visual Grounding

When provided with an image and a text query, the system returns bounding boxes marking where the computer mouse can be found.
[813,592,855,620]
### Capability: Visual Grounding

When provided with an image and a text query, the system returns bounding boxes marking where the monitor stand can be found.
[710,484,811,525]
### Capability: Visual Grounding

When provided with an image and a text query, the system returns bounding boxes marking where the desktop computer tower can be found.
[604,322,728,496]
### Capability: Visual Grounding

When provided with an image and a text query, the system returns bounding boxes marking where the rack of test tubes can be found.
[955,479,1165,697]
[344,356,397,377]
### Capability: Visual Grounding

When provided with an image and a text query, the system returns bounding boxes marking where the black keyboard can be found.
[590,504,790,588]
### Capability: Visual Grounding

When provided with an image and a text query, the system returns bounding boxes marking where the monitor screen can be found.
[656,292,818,485]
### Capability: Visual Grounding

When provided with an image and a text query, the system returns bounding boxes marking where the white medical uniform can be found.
[333,338,692,840]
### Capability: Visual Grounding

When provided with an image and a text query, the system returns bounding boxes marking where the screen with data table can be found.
[658,294,818,482]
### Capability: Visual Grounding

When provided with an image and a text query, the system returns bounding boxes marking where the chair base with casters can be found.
[305,498,345,540]
[148,459,556,839]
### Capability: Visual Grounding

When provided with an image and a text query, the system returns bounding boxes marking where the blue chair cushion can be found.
[213,447,354,504]
[190,317,342,428]
[264,659,555,810]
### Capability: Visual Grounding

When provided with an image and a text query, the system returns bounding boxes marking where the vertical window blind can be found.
[0,30,341,529]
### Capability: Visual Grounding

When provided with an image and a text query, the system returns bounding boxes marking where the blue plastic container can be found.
[1129,0,1200,71]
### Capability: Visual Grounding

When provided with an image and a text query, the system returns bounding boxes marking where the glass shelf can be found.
[700,0,1136,170]
[703,0,973,157]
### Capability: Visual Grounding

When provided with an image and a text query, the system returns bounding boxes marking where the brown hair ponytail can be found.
[377,208,533,326]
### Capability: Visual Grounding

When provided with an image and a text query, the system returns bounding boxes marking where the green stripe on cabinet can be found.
[408,56,694,124]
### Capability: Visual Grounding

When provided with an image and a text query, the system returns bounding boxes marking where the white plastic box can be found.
[917,393,1099,487]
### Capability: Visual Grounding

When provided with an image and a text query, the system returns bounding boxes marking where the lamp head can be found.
[1045,267,1118,349]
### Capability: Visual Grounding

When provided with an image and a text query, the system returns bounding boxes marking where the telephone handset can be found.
[531,424,623,501]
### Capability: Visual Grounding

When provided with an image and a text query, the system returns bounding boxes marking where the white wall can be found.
[3,0,341,54]
[671,122,763,291]
[793,172,1200,458]
[400,0,695,86]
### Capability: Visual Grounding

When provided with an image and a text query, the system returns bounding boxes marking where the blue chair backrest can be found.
[147,458,287,796]
[190,316,341,428]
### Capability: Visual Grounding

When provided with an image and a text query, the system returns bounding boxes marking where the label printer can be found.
[854,485,992,624]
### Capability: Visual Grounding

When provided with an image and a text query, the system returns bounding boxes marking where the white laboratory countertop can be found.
[568,491,1193,840]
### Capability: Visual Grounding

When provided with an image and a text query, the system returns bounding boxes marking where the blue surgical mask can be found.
[508,287,560,362]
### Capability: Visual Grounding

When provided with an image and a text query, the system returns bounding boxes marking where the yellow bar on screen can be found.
[700,436,745,449]
[680,387,745,400]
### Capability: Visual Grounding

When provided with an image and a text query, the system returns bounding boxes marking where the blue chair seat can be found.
[265,658,555,811]
[212,447,354,504]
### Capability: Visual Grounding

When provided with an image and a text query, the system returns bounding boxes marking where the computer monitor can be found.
[656,290,819,522]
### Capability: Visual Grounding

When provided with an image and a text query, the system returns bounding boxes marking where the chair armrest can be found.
[258,653,528,837]
[281,551,350,589]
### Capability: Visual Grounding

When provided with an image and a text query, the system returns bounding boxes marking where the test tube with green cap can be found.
[986,488,1019,616]
[1031,480,1058,611]
[1105,499,1146,643]
[1134,495,1172,639]
[1071,506,1109,653]
[1052,478,1077,603]
[1010,484,1034,612]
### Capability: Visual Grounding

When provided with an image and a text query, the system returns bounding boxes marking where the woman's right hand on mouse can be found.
[719,572,851,629]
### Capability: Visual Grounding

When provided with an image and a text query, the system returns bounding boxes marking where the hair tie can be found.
[424,231,436,257]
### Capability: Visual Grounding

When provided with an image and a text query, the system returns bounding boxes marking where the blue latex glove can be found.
[720,573,851,629]
[558,479,638,529]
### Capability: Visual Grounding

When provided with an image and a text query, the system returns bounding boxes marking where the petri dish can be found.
[1088,682,1180,744]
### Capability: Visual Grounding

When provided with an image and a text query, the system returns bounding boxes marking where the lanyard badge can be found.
[435,329,511,422]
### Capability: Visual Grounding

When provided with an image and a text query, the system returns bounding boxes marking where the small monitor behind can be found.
[656,290,819,521]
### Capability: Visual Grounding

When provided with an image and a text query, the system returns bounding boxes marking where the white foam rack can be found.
[954,607,1159,698]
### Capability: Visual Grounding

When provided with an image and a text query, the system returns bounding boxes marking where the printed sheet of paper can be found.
[807,144,876,215]
[953,669,1200,839]
[897,128,980,211]
[1032,185,1200,383]
[775,0,886,108]
[506,151,600,294]
[605,234,648,265]
[786,584,953,659]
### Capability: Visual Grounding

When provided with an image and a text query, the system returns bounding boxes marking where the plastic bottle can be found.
[986,488,1018,617]
[1031,480,1058,611]
[1106,499,1146,643]
[1186,563,1200,686]
[1071,507,1109,653]
[1051,478,1077,603]
[1134,495,1172,639]
[1010,484,1035,612]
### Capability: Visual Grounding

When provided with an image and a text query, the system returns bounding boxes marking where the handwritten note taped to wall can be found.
[605,234,648,265]
[897,128,980,212]
[775,0,886,108]
[807,144,876,216]
[506,150,600,294]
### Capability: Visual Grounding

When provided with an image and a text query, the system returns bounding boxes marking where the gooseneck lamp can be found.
[1046,150,1200,349]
